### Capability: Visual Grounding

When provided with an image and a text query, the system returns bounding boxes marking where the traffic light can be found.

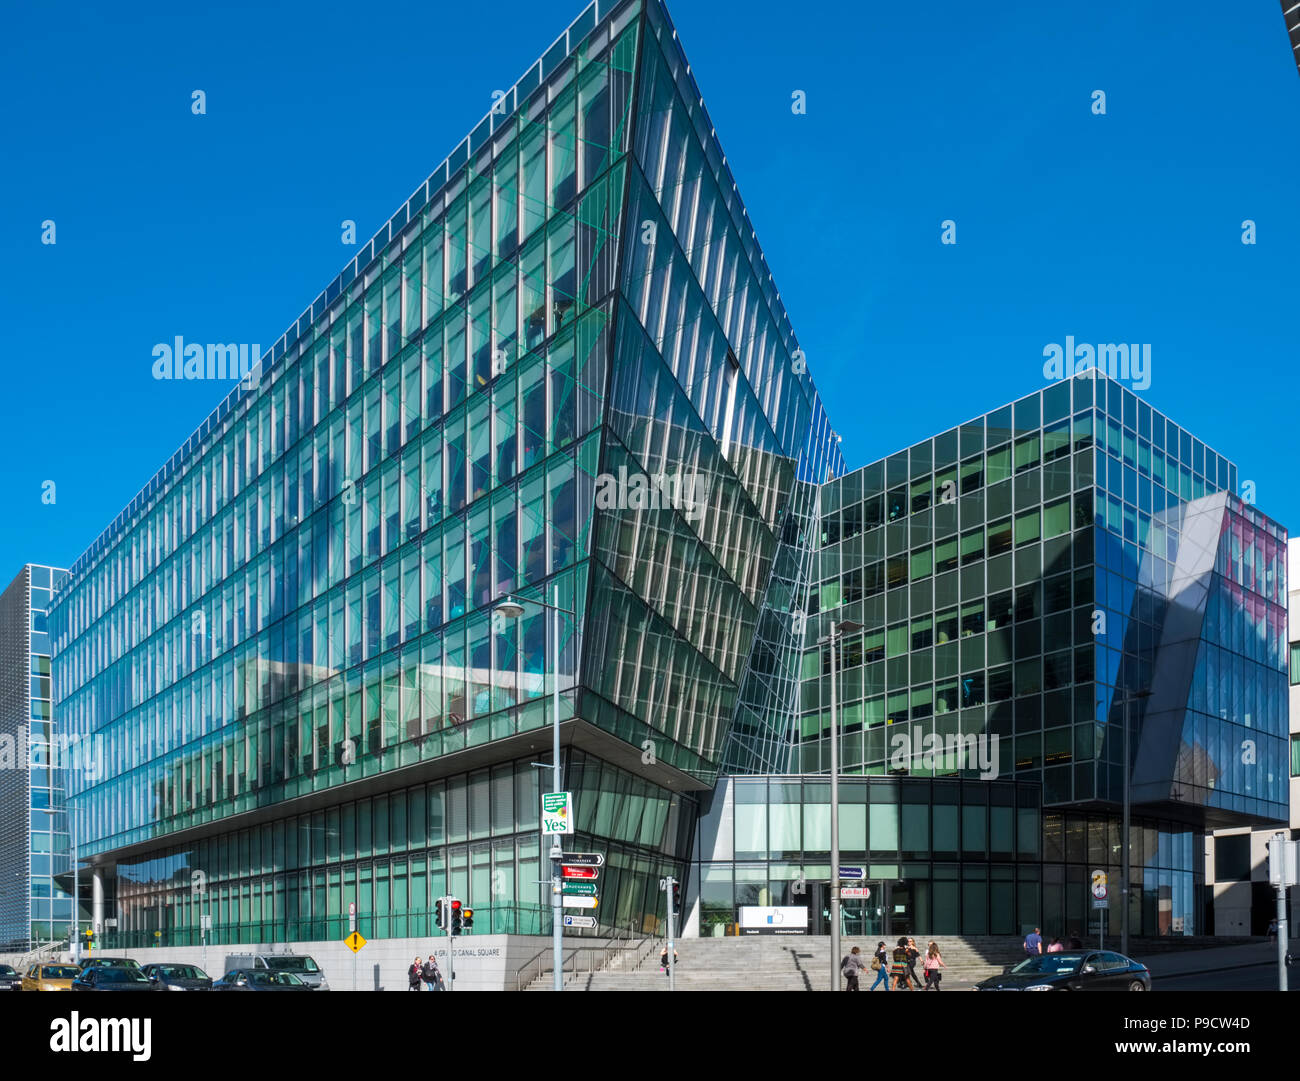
[671,880,681,916]
[435,899,444,930]
[450,899,463,935]
[462,907,474,931]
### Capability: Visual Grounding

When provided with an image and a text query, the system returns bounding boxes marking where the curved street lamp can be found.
[495,586,574,991]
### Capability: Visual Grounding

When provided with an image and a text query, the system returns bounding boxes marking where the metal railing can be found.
[513,922,645,990]
[4,938,70,972]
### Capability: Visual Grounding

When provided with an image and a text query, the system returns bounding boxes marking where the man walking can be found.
[1023,927,1043,958]
[841,946,866,991]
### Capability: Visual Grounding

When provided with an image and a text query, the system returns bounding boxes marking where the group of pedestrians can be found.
[1023,926,1082,956]
[842,937,945,990]
[407,954,446,990]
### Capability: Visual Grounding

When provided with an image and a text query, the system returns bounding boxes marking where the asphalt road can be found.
[1155,964,1298,991]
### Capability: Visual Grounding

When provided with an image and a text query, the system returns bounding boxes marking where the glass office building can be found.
[49,0,840,949]
[687,372,1287,938]
[46,0,1286,950]
[0,564,74,951]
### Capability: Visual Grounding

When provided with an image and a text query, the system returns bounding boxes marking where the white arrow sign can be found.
[563,915,597,928]
[562,896,599,909]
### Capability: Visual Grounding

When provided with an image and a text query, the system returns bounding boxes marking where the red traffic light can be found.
[451,899,462,910]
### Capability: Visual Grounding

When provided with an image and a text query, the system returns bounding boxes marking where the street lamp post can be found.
[817,618,861,992]
[496,586,572,992]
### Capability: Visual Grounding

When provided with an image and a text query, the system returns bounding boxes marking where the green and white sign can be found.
[542,791,573,835]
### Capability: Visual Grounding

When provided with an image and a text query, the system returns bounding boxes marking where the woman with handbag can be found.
[868,941,890,991]
[923,942,946,990]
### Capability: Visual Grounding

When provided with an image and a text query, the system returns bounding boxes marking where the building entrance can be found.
[813,882,890,938]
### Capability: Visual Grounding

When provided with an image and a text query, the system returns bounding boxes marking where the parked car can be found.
[77,956,144,973]
[212,968,313,992]
[71,966,159,992]
[0,964,21,991]
[142,963,213,991]
[975,950,1151,991]
[21,963,81,991]
[226,953,329,990]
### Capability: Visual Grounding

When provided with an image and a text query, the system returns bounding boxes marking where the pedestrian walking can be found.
[890,937,912,990]
[923,941,945,990]
[905,937,924,990]
[1046,936,1063,953]
[408,956,424,991]
[868,941,891,991]
[422,955,442,990]
[841,946,867,991]
[659,946,678,976]
[1067,931,1083,949]
[1023,926,1043,958]
[1267,917,1279,941]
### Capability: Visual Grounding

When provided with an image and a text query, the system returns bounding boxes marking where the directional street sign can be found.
[345,931,367,953]
[562,865,599,880]
[839,866,864,880]
[840,887,871,899]
[562,896,599,909]
[563,915,598,928]
[560,852,605,867]
[562,881,599,896]
[542,792,574,835]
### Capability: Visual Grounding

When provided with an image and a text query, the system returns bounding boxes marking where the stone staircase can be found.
[552,935,1026,991]
[577,935,813,991]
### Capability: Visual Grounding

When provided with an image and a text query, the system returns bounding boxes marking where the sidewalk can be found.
[1133,939,1297,981]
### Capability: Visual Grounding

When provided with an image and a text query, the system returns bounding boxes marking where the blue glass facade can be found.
[0,564,73,951]
[40,2,1284,950]
[48,0,840,948]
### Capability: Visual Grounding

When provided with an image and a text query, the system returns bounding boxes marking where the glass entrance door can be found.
[836,884,887,938]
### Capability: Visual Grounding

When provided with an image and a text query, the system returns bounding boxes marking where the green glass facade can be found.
[694,371,1286,938]
[50,0,842,948]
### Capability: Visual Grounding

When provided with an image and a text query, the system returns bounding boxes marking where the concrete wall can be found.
[3,935,589,991]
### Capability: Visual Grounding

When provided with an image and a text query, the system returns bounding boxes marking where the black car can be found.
[975,950,1151,991]
[78,956,144,973]
[71,966,160,992]
[142,963,213,991]
[0,964,20,992]
[212,968,313,992]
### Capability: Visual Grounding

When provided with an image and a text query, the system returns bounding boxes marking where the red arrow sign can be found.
[562,865,599,879]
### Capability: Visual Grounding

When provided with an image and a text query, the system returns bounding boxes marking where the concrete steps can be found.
[536,935,1027,990]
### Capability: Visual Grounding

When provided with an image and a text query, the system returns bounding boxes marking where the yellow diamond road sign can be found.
[345,931,367,953]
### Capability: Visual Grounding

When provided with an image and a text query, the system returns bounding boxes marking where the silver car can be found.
[256,955,328,990]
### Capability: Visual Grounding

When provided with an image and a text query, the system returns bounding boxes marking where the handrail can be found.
[514,922,646,990]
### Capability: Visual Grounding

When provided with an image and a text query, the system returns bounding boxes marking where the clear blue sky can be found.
[1,0,1297,581]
